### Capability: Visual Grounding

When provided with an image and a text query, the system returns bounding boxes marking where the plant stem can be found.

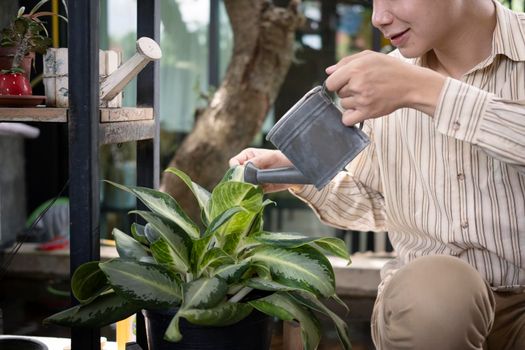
[12,32,30,69]
[185,272,193,282]
[228,286,253,303]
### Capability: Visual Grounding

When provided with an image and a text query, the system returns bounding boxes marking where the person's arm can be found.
[432,77,525,173]
[290,120,387,232]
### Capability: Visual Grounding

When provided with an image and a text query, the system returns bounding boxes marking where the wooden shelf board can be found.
[0,107,67,122]
[100,107,153,123]
[99,119,156,144]
[0,107,153,123]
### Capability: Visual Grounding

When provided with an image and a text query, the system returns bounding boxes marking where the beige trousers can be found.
[371,255,525,350]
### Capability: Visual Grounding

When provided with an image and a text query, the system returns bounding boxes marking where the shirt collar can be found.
[491,0,525,62]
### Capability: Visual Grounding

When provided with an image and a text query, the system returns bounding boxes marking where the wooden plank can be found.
[99,107,153,122]
[3,243,117,278]
[329,253,391,297]
[99,119,155,145]
[0,107,67,122]
[0,107,154,123]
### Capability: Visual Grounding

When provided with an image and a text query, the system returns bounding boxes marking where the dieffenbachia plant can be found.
[45,166,352,350]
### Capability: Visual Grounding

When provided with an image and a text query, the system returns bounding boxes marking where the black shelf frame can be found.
[67,1,160,349]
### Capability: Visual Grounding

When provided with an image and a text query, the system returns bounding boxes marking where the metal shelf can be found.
[66,1,159,349]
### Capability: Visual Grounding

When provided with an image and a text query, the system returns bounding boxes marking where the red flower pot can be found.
[0,47,35,79]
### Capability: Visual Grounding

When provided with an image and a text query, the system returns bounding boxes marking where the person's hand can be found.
[229,148,303,193]
[325,50,445,125]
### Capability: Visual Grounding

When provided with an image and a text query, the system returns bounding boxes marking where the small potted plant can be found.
[45,167,352,350]
[0,0,67,96]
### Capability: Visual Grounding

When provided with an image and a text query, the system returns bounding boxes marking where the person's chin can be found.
[397,46,424,59]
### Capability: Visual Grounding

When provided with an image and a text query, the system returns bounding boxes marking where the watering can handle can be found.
[243,162,310,185]
[321,81,364,130]
[100,37,162,101]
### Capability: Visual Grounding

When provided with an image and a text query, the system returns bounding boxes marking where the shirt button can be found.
[457,173,465,181]
[461,221,469,229]
[452,122,461,130]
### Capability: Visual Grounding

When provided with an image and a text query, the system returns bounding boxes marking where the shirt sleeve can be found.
[434,77,525,174]
[290,120,387,232]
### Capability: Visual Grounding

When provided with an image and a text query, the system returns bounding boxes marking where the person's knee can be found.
[379,255,495,349]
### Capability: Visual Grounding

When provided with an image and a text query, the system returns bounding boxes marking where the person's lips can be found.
[388,29,410,46]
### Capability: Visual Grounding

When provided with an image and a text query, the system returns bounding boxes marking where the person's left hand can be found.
[325,50,444,125]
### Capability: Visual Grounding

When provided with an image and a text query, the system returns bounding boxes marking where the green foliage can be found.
[0,0,68,70]
[45,166,352,350]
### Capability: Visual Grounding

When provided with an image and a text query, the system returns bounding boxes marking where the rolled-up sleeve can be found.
[434,77,525,173]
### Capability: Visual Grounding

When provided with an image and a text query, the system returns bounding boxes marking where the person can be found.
[229,0,525,349]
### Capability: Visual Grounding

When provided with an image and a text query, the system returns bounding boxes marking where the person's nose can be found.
[371,1,394,28]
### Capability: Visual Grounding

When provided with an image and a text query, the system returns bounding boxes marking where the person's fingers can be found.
[339,97,354,110]
[336,84,354,98]
[229,148,259,167]
[325,64,354,92]
[229,158,240,167]
[341,109,367,126]
[249,151,290,169]
[324,50,373,75]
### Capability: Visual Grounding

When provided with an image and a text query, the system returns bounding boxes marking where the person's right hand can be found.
[229,148,302,193]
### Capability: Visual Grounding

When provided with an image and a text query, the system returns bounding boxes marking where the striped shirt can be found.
[293,1,525,293]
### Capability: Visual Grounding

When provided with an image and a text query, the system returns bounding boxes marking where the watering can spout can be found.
[100,37,162,101]
[243,162,310,186]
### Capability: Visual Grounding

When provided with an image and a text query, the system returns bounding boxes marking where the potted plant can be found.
[45,166,352,350]
[0,0,67,96]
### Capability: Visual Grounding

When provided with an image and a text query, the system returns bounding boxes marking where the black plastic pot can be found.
[142,308,274,350]
[0,337,48,350]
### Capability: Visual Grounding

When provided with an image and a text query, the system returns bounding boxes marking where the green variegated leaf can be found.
[199,248,234,273]
[251,262,271,279]
[333,294,350,315]
[290,291,352,350]
[190,235,214,275]
[182,276,228,309]
[314,237,351,261]
[245,277,299,292]
[113,228,149,260]
[253,232,350,261]
[44,292,140,328]
[164,301,252,342]
[144,223,160,243]
[221,231,245,255]
[131,223,149,245]
[132,211,191,269]
[180,302,252,326]
[246,211,265,236]
[164,315,183,342]
[219,166,245,183]
[249,245,335,297]
[165,167,212,222]
[150,237,190,273]
[204,206,246,236]
[210,182,262,220]
[105,180,199,239]
[213,261,250,283]
[100,259,182,308]
[252,232,311,247]
[249,292,321,350]
[71,261,109,303]
[210,182,265,254]
[247,297,294,321]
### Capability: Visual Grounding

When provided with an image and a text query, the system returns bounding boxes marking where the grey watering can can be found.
[244,84,370,190]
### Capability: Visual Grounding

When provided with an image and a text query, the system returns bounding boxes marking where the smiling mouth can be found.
[390,29,409,40]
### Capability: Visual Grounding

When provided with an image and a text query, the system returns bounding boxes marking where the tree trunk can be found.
[161,0,303,220]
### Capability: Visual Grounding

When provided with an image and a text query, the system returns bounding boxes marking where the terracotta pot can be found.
[0,47,34,78]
